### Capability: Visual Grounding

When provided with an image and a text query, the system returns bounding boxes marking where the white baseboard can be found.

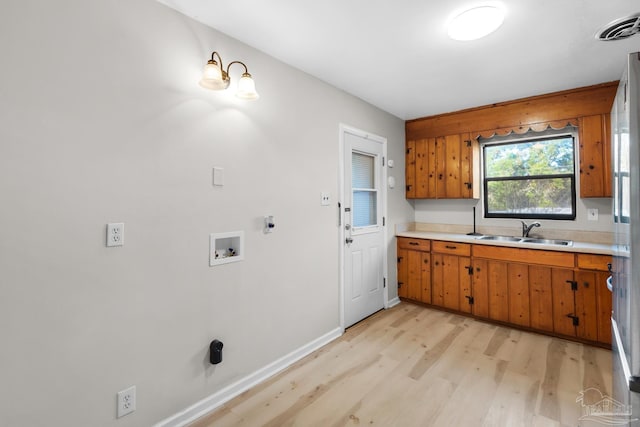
[154,327,343,427]
[387,297,401,308]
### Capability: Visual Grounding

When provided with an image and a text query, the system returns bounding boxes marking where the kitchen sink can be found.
[521,238,573,246]
[477,235,523,242]
[477,235,573,246]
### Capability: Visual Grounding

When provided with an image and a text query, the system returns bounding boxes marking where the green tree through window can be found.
[483,135,576,219]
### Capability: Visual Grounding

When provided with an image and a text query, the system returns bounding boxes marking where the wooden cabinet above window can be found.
[579,114,612,198]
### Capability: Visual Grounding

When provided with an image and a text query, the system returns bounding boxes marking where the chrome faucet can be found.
[521,221,541,237]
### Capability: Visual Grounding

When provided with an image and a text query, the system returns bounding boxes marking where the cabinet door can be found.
[461,133,479,199]
[579,114,612,198]
[595,270,612,345]
[431,253,445,307]
[405,141,415,198]
[529,266,554,332]
[508,263,530,327]
[551,268,576,337]
[414,138,436,198]
[406,250,424,301]
[488,260,509,322]
[574,271,599,342]
[435,133,476,199]
[472,259,490,318]
[441,254,460,310]
[397,248,409,298]
[420,252,432,304]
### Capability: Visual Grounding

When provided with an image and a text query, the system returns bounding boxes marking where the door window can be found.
[352,151,378,228]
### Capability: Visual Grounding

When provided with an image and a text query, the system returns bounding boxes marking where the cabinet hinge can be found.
[465,295,474,305]
[464,182,472,190]
[398,282,403,288]
[382,157,385,166]
[383,277,386,288]
[466,266,473,275]
[397,256,403,263]
[383,217,386,226]
[566,280,578,291]
[406,185,412,192]
[567,314,579,326]
[465,140,472,147]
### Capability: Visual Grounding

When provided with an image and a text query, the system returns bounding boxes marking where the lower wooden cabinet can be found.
[432,241,472,313]
[397,238,431,304]
[529,266,554,332]
[397,237,612,347]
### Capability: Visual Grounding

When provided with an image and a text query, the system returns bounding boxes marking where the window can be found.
[352,151,378,228]
[483,133,576,220]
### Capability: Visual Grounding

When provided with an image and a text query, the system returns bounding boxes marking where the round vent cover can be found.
[596,13,640,41]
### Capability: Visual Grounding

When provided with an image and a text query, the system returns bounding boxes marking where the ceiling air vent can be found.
[596,13,640,41]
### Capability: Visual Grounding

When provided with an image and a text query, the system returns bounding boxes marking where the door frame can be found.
[338,123,388,332]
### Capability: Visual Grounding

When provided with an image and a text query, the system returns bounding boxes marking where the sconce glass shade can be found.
[236,73,259,100]
[199,60,230,90]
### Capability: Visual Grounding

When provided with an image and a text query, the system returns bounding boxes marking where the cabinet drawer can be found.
[576,254,612,271]
[398,237,430,252]
[432,240,471,256]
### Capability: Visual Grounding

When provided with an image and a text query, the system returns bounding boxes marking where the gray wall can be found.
[0,1,412,426]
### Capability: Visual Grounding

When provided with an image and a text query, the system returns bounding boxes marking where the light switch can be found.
[587,208,599,221]
[213,167,224,186]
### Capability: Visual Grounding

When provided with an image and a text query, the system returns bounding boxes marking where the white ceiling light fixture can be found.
[447,4,506,41]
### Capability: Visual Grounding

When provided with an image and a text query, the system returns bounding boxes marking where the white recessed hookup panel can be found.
[210,231,244,266]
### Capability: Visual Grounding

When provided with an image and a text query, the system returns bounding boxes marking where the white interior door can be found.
[341,127,386,328]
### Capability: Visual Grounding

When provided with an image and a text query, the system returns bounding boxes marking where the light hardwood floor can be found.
[189,303,612,427]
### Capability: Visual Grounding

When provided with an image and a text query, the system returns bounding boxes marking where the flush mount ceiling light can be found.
[199,51,259,100]
[447,4,506,41]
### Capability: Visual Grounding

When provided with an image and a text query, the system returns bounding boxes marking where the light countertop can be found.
[396,230,613,255]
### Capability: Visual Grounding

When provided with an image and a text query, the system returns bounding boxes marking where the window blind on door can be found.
[352,152,377,228]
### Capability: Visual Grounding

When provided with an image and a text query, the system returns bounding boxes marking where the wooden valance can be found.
[405,82,617,141]
[473,119,579,140]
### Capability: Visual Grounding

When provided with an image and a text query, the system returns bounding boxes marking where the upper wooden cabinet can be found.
[579,114,612,198]
[405,82,618,200]
[406,133,479,199]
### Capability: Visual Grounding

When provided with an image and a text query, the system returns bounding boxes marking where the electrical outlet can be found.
[106,223,124,247]
[117,385,136,418]
[321,192,331,206]
[587,209,599,221]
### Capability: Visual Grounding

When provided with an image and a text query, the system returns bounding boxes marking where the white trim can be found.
[154,327,343,427]
[387,297,401,308]
[339,124,389,327]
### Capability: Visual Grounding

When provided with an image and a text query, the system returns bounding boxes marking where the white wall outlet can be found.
[321,192,331,206]
[106,223,124,247]
[117,385,136,418]
[587,208,599,221]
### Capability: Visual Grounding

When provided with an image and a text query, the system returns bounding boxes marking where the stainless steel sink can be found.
[521,238,573,246]
[477,235,523,242]
[477,235,573,246]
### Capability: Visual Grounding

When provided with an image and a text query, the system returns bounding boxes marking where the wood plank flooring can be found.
[189,303,612,427]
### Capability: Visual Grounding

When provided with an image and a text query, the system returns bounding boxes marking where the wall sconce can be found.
[199,51,259,100]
